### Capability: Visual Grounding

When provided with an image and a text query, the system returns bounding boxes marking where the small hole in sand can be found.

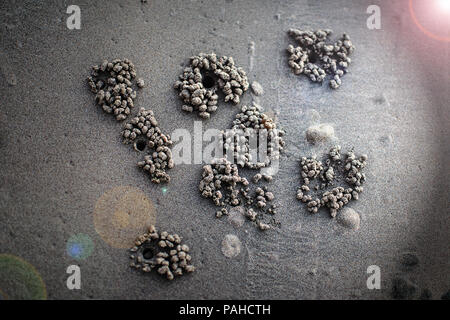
[142,247,154,260]
[202,75,215,89]
[309,52,319,64]
[135,139,146,152]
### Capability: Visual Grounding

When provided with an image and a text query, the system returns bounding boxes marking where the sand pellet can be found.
[129,225,195,280]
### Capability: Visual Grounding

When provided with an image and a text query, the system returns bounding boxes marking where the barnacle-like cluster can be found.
[199,158,249,207]
[122,108,174,184]
[296,146,367,217]
[87,58,145,121]
[129,225,195,281]
[241,186,277,231]
[287,29,355,89]
[220,103,286,169]
[174,52,249,119]
[199,158,278,231]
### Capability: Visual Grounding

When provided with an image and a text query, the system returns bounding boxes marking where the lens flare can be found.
[409,0,450,42]
[437,0,450,11]
[0,254,47,300]
[66,234,94,260]
[93,186,156,248]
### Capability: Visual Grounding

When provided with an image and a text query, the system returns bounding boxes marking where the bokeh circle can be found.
[66,233,94,260]
[0,254,47,300]
[93,186,156,248]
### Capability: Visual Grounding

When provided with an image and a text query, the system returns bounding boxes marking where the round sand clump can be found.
[221,234,242,258]
[251,81,264,96]
[336,207,360,230]
[174,52,249,119]
[305,123,335,144]
[227,206,246,228]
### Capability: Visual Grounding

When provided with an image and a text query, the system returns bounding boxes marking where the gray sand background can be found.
[0,0,449,299]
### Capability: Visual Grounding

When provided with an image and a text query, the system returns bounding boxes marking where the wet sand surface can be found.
[0,0,449,299]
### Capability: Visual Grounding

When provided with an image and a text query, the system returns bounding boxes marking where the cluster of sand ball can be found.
[87,59,174,184]
[241,186,277,231]
[174,52,249,119]
[287,29,355,89]
[220,103,286,169]
[199,158,249,207]
[198,102,285,230]
[87,58,145,120]
[199,158,278,231]
[296,146,367,217]
[129,225,195,281]
[122,108,174,184]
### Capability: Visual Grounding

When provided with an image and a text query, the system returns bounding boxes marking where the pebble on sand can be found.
[336,207,360,230]
[221,234,242,258]
[305,123,335,144]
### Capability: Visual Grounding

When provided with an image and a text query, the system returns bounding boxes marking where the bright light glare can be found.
[437,0,450,12]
